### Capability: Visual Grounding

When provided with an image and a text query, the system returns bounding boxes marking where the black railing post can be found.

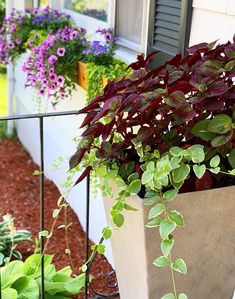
[85,174,90,298]
[39,116,45,299]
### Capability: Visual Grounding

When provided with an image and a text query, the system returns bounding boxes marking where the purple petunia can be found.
[57,47,65,56]
[70,30,78,40]
[57,76,65,86]
[22,25,87,104]
[15,38,21,45]
[10,23,16,33]
[39,88,45,96]
[49,67,54,75]
[49,73,57,82]
[8,42,14,49]
[48,55,58,64]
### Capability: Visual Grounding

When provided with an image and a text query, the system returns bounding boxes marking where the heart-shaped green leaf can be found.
[148,204,164,219]
[160,220,176,239]
[210,155,220,168]
[163,189,178,202]
[161,294,175,299]
[153,256,169,267]
[172,258,187,274]
[161,239,174,257]
[172,163,190,183]
[193,164,206,179]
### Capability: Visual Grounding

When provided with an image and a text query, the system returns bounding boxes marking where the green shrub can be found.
[0,254,90,298]
[0,214,32,265]
[0,0,5,26]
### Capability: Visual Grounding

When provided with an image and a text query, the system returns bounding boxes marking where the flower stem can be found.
[160,193,178,298]
[169,252,177,298]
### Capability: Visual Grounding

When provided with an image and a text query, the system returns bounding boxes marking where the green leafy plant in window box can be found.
[69,38,235,298]
[78,28,131,102]
[86,58,131,102]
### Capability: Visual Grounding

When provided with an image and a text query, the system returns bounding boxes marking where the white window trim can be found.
[50,0,150,64]
[61,0,113,32]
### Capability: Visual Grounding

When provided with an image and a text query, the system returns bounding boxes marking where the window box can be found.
[77,60,108,91]
[77,60,88,90]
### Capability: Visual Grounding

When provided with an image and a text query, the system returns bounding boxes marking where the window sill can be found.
[115,46,139,65]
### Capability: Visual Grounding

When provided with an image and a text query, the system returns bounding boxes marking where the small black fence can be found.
[0,110,119,299]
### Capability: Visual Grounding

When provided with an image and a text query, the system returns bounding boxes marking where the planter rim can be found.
[176,184,235,198]
[114,183,235,202]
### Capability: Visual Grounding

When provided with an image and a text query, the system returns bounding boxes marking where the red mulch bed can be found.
[0,139,119,298]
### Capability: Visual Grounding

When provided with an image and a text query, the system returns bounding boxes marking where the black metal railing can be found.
[0,110,119,299]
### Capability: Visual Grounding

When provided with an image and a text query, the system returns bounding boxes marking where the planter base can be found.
[104,185,235,299]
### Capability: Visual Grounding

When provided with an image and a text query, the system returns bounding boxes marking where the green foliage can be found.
[161,293,175,299]
[0,120,7,140]
[85,141,235,299]
[178,294,188,299]
[0,214,32,265]
[153,256,169,267]
[161,239,174,257]
[0,254,89,298]
[148,204,164,219]
[171,258,187,274]
[86,59,131,102]
[192,114,234,147]
[0,0,5,26]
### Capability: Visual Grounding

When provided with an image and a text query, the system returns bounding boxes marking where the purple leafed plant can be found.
[70,38,235,191]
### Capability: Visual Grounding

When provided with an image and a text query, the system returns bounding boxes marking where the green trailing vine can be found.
[86,58,131,102]
[38,196,75,272]
[78,144,235,299]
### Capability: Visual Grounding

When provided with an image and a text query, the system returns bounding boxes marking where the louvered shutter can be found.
[148,0,193,65]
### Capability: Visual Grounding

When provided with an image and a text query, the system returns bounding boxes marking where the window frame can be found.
[58,0,150,63]
[61,0,114,34]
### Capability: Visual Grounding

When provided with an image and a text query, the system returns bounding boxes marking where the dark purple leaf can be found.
[69,148,87,170]
[74,166,93,185]
[172,106,197,125]
[82,122,104,138]
[207,81,231,96]
[102,119,115,141]
[80,111,97,128]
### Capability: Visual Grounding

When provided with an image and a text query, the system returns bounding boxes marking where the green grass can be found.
[0,120,7,139]
[0,67,7,116]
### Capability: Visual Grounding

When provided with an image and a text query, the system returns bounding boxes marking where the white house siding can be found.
[13,54,114,267]
[190,0,235,45]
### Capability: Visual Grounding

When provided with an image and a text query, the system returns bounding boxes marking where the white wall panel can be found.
[190,6,235,46]
[13,56,114,267]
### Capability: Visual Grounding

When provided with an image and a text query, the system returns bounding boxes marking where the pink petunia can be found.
[57,47,66,57]
[48,55,58,64]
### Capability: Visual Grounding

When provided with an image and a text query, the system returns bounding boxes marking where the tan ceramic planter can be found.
[104,184,235,299]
